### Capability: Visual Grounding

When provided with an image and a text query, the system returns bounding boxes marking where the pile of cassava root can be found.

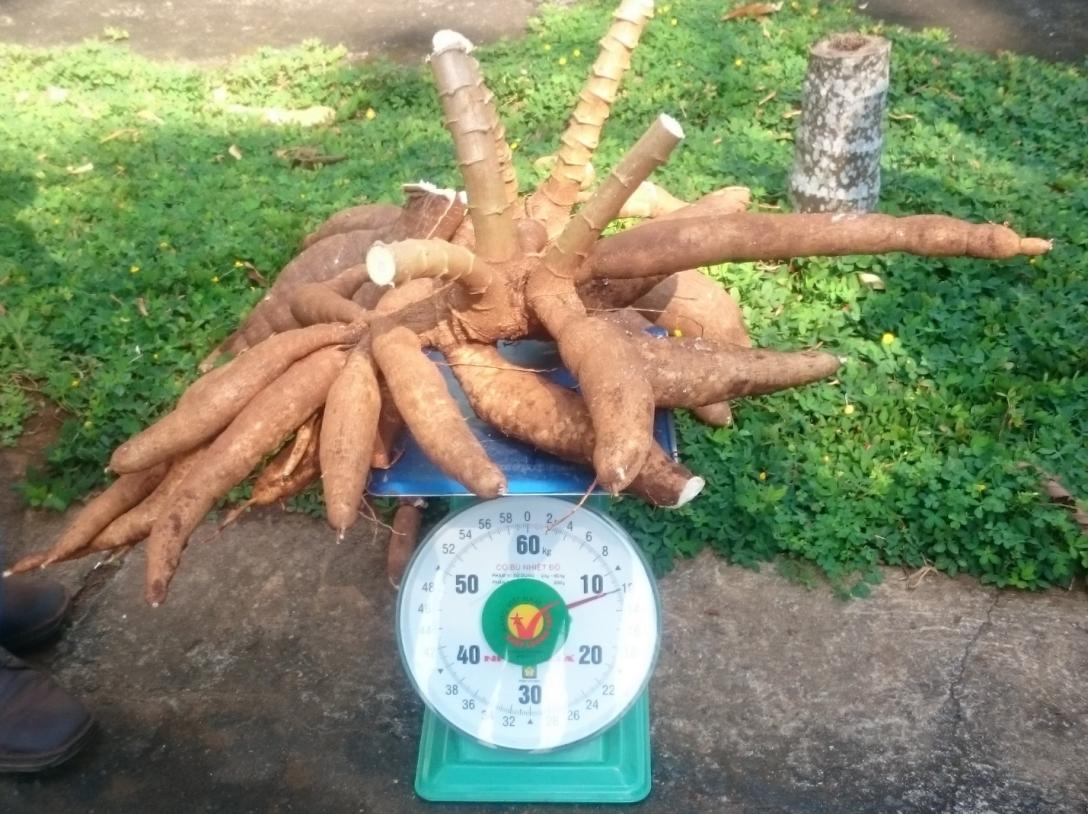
[7,0,1050,604]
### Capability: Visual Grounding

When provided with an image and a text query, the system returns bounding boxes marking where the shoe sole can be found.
[0,714,95,773]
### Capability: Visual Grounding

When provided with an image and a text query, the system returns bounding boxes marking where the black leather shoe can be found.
[0,648,94,772]
[0,576,71,652]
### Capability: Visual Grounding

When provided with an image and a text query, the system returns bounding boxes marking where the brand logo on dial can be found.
[507,602,550,644]
[482,578,570,667]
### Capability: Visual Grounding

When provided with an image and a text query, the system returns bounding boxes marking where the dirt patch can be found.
[0,395,67,481]
[0,396,66,563]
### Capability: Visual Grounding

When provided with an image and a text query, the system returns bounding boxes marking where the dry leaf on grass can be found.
[722,2,783,21]
[275,146,347,169]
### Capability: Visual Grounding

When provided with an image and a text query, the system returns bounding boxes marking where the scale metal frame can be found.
[370,339,674,804]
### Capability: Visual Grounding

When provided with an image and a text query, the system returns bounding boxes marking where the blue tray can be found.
[367,338,676,498]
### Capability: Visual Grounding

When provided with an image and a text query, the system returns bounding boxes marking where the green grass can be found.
[1,0,1085,591]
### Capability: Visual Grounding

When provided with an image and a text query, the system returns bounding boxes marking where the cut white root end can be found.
[673,476,705,508]
[366,244,397,286]
[432,30,474,55]
[402,180,457,201]
[658,113,684,140]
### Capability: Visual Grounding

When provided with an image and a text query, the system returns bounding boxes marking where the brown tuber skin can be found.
[387,500,425,587]
[321,348,381,536]
[23,0,1051,602]
[144,346,348,606]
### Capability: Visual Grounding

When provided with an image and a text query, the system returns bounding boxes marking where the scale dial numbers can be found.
[397,496,660,752]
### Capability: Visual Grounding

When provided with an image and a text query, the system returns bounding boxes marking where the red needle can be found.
[563,588,622,612]
[519,589,621,638]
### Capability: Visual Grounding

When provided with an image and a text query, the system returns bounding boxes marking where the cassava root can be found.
[17,0,1050,604]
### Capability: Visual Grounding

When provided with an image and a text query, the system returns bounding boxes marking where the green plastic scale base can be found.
[414,691,651,803]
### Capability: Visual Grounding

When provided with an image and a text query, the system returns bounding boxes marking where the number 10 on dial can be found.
[396,496,660,752]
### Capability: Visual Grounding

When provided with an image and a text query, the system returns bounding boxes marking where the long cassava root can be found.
[19,0,1051,603]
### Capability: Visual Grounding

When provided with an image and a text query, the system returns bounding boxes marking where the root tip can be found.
[432,30,474,54]
[1021,237,1053,255]
[146,580,167,607]
[673,476,705,508]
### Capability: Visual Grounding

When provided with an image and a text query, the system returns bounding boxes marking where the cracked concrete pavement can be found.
[2,494,1086,812]
[0,0,1084,63]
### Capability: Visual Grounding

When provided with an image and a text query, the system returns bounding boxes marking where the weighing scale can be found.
[370,340,670,804]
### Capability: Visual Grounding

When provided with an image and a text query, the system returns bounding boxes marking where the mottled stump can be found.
[789,33,891,213]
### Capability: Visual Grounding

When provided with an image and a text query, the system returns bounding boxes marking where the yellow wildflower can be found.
[734,58,744,67]
[365,107,376,120]
[843,404,855,416]
[881,332,895,346]
[129,264,140,274]
[558,56,567,66]
[211,275,220,284]
[758,471,768,481]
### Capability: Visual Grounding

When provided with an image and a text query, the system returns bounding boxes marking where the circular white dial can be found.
[396,496,660,751]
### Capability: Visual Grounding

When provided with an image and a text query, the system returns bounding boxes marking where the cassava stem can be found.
[430,31,519,262]
[549,114,684,281]
[530,0,656,231]
[367,239,496,295]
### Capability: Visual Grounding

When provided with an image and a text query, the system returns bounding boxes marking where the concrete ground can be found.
[2,501,1087,813]
[860,0,1087,63]
[0,0,1084,63]
[1,1,1087,812]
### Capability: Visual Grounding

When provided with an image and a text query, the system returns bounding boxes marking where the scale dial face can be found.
[396,496,660,752]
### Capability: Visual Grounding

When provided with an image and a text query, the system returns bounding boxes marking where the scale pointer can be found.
[563,588,622,611]
[515,588,622,639]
